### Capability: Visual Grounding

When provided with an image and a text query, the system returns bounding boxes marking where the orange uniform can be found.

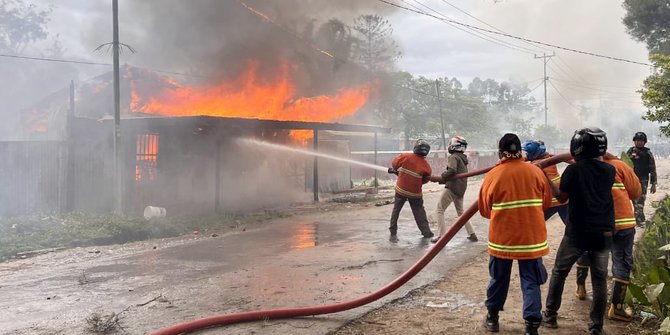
[604,157,642,230]
[539,153,568,208]
[392,153,432,199]
[479,158,553,260]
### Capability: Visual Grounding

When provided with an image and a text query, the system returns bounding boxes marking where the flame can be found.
[130,60,374,142]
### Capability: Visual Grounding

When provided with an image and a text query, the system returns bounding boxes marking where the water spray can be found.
[237,138,390,172]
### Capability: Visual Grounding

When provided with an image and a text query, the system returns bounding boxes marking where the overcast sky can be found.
[22,0,654,134]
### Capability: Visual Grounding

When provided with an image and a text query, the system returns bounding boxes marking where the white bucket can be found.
[144,206,167,220]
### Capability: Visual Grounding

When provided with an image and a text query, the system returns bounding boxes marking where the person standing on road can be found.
[522,139,569,224]
[387,139,435,242]
[432,135,477,244]
[479,133,553,335]
[627,131,657,228]
[541,127,615,335]
[569,153,642,320]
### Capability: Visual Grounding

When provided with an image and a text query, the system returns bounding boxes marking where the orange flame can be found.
[130,60,374,142]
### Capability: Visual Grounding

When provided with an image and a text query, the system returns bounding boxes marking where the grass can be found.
[0,210,290,262]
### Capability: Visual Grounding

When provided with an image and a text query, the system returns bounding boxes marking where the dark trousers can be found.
[544,204,569,224]
[485,256,547,321]
[545,235,611,329]
[389,194,432,235]
[576,228,634,280]
[633,178,648,224]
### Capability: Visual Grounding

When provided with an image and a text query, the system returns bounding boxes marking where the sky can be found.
[9,0,657,139]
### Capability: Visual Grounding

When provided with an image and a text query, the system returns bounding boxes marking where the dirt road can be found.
[333,159,670,335]
[2,158,668,335]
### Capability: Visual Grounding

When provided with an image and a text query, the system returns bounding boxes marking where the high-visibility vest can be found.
[605,158,642,230]
[392,153,432,199]
[479,158,553,260]
[539,153,568,208]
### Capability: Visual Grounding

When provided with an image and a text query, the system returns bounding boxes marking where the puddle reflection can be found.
[290,222,318,250]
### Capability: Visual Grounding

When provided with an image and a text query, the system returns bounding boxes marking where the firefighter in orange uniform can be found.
[479,133,552,335]
[522,140,569,223]
[388,139,435,241]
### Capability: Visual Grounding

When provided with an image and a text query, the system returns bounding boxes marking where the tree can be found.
[351,14,401,73]
[623,0,670,55]
[0,0,51,53]
[640,54,670,136]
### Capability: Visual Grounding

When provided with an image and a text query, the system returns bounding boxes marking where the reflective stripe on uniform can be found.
[615,217,636,227]
[488,240,549,253]
[395,186,422,198]
[397,167,422,179]
[612,183,626,190]
[551,176,561,182]
[492,198,543,210]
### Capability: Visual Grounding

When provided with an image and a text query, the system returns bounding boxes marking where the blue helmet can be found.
[521,140,546,161]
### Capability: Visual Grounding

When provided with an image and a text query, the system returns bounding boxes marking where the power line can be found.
[403,0,539,55]
[549,77,640,95]
[437,0,550,54]
[377,0,652,67]
[0,53,111,66]
[547,79,581,112]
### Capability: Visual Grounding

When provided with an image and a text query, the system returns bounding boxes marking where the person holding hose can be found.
[522,139,569,224]
[627,131,657,228]
[479,133,553,335]
[387,139,435,242]
[432,135,477,243]
[569,152,642,320]
[541,127,615,335]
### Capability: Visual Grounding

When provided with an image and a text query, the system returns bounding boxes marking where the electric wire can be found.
[547,79,581,112]
[402,0,539,55]
[377,0,652,66]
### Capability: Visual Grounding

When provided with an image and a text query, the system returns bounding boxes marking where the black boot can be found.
[608,278,633,321]
[576,265,589,300]
[524,319,541,335]
[484,310,499,332]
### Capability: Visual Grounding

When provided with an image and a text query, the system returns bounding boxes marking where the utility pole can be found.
[535,52,555,126]
[435,80,448,154]
[112,0,123,214]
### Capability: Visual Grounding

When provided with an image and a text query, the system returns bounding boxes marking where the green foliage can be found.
[631,196,670,331]
[623,0,670,55]
[640,54,670,137]
[351,14,401,73]
[0,211,285,262]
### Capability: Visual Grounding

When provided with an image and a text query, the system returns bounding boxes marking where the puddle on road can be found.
[289,222,319,250]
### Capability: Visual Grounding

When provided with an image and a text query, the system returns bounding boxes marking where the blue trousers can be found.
[485,256,548,321]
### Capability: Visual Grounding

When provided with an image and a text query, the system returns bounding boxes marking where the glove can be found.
[388,168,398,175]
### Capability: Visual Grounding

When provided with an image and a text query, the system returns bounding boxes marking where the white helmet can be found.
[448,136,467,153]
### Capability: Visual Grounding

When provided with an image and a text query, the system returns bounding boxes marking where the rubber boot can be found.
[524,319,541,335]
[608,278,633,322]
[575,265,588,300]
[484,310,499,332]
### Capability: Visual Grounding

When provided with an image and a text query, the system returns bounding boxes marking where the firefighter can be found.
[542,127,615,335]
[570,153,641,320]
[479,133,552,335]
[627,131,657,228]
[522,139,569,223]
[432,135,477,243]
[387,139,435,242]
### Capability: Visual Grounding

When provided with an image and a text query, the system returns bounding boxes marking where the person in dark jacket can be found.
[542,127,615,335]
[432,135,477,243]
[627,131,657,227]
[388,139,434,242]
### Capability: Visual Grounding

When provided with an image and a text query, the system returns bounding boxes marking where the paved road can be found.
[0,182,489,335]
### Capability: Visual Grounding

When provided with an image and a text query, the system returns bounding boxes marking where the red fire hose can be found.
[150,153,573,335]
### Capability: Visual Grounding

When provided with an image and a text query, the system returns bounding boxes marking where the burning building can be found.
[5,62,388,217]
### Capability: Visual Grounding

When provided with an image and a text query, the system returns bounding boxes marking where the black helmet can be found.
[570,127,607,161]
[633,131,647,143]
[413,139,430,156]
[498,133,522,159]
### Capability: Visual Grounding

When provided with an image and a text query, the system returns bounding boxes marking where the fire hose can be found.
[150,152,573,335]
